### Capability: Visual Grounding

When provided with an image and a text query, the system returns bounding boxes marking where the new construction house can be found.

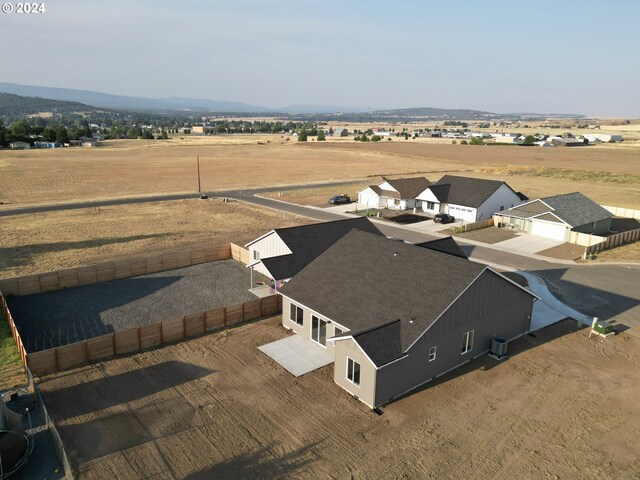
[277,230,537,408]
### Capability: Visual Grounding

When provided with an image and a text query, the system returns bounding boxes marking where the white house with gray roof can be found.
[277,230,537,409]
[494,192,613,242]
[416,175,525,222]
[357,177,432,210]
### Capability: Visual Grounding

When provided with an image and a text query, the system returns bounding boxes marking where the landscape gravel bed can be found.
[8,259,266,352]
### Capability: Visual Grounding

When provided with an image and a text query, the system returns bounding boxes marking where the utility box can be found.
[592,320,613,335]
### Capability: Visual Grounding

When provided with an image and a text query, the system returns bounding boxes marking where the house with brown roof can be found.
[277,230,537,408]
[357,177,431,210]
[494,192,613,242]
[416,175,525,222]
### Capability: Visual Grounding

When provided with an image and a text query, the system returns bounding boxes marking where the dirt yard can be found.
[38,317,640,479]
[0,199,311,279]
[1,138,639,208]
[262,182,370,207]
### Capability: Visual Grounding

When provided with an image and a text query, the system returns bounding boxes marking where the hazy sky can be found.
[2,0,639,116]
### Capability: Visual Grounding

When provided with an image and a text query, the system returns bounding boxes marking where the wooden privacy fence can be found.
[26,294,282,377]
[584,228,640,256]
[1,291,28,369]
[0,242,250,297]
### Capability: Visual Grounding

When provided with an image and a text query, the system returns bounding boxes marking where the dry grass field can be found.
[1,137,639,208]
[38,317,640,479]
[0,199,310,279]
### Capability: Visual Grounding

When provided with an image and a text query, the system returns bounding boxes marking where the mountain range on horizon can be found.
[0,81,585,118]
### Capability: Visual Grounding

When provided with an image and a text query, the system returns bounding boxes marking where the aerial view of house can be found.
[245,217,383,283]
[277,230,537,408]
[494,192,614,241]
[357,177,431,210]
[416,175,526,222]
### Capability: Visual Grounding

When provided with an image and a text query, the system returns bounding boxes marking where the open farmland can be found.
[1,137,640,208]
[0,199,310,279]
[37,317,640,479]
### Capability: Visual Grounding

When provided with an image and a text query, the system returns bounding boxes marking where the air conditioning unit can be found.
[489,337,508,360]
[590,317,614,338]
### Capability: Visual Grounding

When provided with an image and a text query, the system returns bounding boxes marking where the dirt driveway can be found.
[38,317,640,479]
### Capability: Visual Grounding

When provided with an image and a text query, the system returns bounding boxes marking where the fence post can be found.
[242,303,245,322]
[84,340,89,363]
[54,347,60,373]
[259,297,263,317]
[112,333,116,356]
[182,315,186,339]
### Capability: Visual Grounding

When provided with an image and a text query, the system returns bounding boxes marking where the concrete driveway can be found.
[493,235,566,255]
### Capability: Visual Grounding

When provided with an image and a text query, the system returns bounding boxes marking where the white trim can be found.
[529,212,571,227]
[246,260,261,268]
[485,267,541,300]
[278,293,350,332]
[245,229,276,247]
[376,354,408,369]
[356,185,375,194]
[461,329,474,355]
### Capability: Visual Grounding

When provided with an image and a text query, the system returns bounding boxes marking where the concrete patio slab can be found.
[258,334,334,376]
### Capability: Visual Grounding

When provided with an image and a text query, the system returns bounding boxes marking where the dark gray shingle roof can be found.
[414,237,468,259]
[430,175,510,208]
[503,192,613,228]
[352,320,403,367]
[384,177,432,199]
[260,217,383,280]
[278,230,486,355]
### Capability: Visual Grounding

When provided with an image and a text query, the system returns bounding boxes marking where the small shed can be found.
[333,128,348,137]
[9,141,30,150]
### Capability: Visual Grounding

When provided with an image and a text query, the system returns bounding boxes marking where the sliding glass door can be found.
[311,316,327,346]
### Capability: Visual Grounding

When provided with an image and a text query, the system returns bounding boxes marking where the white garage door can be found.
[531,221,567,241]
[358,192,382,208]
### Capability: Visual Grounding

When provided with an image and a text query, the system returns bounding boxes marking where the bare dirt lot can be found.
[0,199,310,279]
[1,138,639,208]
[38,317,640,479]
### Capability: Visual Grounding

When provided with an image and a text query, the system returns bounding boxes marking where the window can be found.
[311,316,327,346]
[462,330,474,354]
[426,201,435,210]
[347,357,361,386]
[334,327,344,337]
[289,304,303,326]
[499,206,505,211]
[394,199,401,206]
[429,346,437,362]
[253,250,260,260]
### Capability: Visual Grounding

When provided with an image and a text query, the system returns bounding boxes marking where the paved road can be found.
[0,181,357,217]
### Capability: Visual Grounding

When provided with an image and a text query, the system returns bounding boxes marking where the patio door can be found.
[311,316,327,346]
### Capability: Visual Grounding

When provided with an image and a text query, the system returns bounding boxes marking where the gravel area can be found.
[8,260,267,352]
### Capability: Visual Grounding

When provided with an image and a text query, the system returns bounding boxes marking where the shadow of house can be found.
[185,442,320,480]
[0,233,171,269]
[40,361,214,422]
[8,275,183,352]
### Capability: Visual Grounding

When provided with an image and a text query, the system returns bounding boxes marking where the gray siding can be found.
[374,270,533,407]
[573,217,612,235]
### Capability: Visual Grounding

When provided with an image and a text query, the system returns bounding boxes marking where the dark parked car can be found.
[329,195,351,205]
[433,213,455,224]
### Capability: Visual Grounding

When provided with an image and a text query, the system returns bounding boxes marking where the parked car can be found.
[433,213,455,224]
[329,195,351,205]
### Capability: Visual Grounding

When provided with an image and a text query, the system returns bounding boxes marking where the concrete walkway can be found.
[258,334,334,376]
[517,271,592,332]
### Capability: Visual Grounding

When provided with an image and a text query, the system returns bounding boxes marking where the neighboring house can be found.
[549,137,587,147]
[416,175,524,222]
[494,192,613,242]
[584,133,622,143]
[9,141,30,150]
[80,136,98,147]
[357,177,432,210]
[278,230,537,409]
[333,128,348,137]
[245,217,383,283]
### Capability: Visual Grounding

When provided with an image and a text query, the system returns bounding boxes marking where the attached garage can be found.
[530,220,568,241]
[357,187,385,208]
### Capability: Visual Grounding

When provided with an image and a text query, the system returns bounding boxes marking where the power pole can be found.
[197,157,201,193]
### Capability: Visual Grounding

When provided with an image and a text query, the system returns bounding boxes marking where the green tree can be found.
[470,137,484,145]
[523,135,536,145]
[317,129,326,141]
[460,139,468,145]
[42,127,57,142]
[10,119,29,139]
[0,120,6,146]
[142,129,154,139]
[159,129,169,139]
[371,135,382,142]
[298,128,308,141]
[55,125,69,144]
